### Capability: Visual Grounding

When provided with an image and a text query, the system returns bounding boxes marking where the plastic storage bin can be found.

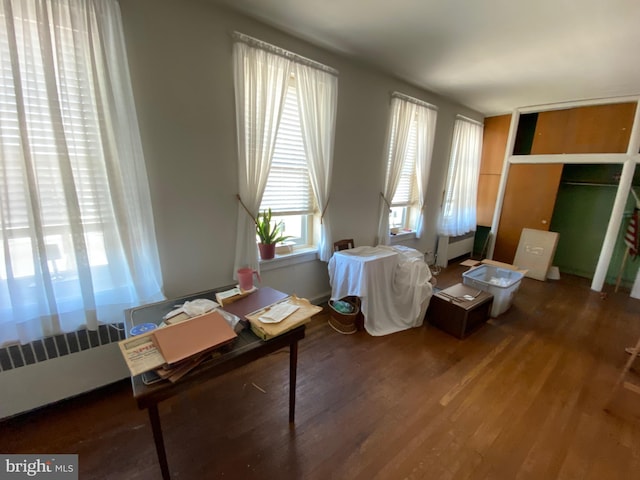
[462,265,524,317]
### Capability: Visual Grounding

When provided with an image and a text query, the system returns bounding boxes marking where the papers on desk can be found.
[118,310,237,381]
[215,286,257,306]
[216,287,241,302]
[163,298,219,322]
[121,289,319,383]
[258,303,300,323]
[119,333,166,376]
[152,310,237,365]
[246,296,322,340]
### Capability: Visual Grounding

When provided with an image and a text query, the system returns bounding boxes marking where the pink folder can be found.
[152,310,237,365]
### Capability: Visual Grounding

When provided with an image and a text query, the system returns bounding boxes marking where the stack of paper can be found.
[119,310,237,382]
[152,310,237,365]
[215,286,257,306]
[258,303,300,323]
[246,296,322,340]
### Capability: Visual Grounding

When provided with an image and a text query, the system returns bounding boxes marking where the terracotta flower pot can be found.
[258,243,276,260]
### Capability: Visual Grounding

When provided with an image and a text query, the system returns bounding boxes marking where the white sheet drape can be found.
[414,105,438,239]
[438,117,483,236]
[294,63,337,262]
[232,41,291,274]
[377,98,415,245]
[0,0,164,345]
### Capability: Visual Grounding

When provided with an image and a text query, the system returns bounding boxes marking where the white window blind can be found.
[0,0,164,345]
[260,81,314,215]
[0,9,111,260]
[391,119,418,206]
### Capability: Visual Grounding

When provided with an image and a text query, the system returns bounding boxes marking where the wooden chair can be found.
[333,238,355,252]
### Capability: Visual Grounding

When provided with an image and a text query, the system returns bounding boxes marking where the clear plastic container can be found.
[462,265,524,317]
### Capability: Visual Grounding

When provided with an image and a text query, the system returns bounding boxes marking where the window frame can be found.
[388,114,420,232]
[259,75,317,251]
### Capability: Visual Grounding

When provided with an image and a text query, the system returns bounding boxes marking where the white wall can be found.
[118,0,483,299]
[3,0,484,417]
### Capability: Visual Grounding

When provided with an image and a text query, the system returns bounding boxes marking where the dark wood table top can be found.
[124,286,305,410]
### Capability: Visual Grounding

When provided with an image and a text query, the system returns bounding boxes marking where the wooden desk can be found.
[124,288,305,480]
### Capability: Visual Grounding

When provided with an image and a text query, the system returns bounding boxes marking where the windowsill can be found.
[390,231,416,244]
[259,246,319,271]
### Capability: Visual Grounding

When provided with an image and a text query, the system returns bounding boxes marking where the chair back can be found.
[333,238,355,252]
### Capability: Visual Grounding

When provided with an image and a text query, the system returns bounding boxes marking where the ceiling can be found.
[213,0,640,116]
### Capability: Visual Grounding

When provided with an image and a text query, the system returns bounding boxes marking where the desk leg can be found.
[148,404,171,480]
[289,340,298,423]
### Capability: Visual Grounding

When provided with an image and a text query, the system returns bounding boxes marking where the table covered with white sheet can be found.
[328,245,433,336]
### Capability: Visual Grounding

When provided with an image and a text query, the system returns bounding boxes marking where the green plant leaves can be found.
[256,208,291,245]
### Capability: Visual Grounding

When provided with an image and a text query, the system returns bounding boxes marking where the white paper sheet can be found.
[259,303,300,323]
[118,334,165,376]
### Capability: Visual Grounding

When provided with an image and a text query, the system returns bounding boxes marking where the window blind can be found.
[260,82,314,215]
[0,0,164,345]
[391,119,418,206]
[0,12,111,236]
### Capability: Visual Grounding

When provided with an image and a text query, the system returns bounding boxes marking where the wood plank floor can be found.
[2,262,640,479]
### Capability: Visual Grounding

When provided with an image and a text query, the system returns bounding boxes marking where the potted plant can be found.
[255,208,290,260]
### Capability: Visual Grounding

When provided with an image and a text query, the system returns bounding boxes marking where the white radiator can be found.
[436,233,474,267]
[0,326,129,420]
[0,343,128,419]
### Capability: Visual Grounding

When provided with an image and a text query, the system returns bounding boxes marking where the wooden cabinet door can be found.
[492,102,636,263]
[530,109,571,154]
[530,102,636,154]
[480,115,511,174]
[477,114,511,227]
[564,103,636,153]
[493,163,563,263]
[477,174,500,227]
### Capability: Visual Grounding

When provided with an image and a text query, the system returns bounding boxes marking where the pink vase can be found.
[237,268,260,291]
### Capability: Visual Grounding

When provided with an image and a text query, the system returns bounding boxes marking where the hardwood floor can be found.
[2,262,640,479]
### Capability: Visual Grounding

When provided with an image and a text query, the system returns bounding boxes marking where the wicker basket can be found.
[328,297,361,334]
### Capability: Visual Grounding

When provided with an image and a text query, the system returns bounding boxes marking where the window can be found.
[378,94,437,244]
[260,79,315,247]
[0,0,163,345]
[438,116,484,236]
[388,117,418,231]
[232,32,338,268]
[0,8,111,279]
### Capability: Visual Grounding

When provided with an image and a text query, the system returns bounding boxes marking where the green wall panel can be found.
[550,182,639,287]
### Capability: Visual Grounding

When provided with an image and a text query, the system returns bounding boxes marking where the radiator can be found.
[0,324,129,419]
[436,233,475,267]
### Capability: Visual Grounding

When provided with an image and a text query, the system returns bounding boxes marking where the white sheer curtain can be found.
[0,0,164,345]
[294,62,337,262]
[413,104,438,239]
[438,117,484,236]
[377,97,416,245]
[232,37,291,273]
